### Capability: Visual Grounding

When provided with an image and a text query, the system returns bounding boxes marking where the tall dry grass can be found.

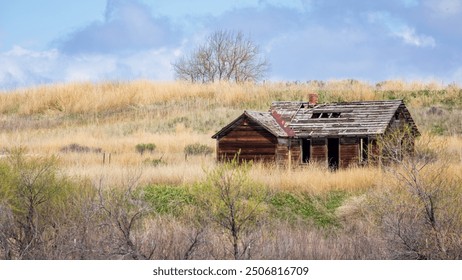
[1,80,460,116]
[250,163,381,194]
[0,80,461,193]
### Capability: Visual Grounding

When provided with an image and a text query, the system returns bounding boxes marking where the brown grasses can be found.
[1,80,460,116]
[1,80,461,259]
[1,80,461,194]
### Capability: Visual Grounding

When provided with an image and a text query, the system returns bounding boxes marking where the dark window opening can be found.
[394,112,400,120]
[311,113,321,118]
[302,139,311,163]
[331,112,341,118]
[360,137,369,163]
[327,138,339,170]
[311,112,342,118]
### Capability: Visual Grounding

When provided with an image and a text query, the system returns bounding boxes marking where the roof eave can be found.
[211,111,288,140]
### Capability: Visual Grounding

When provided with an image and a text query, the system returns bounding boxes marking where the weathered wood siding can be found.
[340,138,359,168]
[276,143,289,166]
[217,117,277,162]
[311,138,327,163]
[290,140,301,164]
[275,139,301,167]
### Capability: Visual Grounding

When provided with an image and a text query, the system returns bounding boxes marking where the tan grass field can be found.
[1,80,461,194]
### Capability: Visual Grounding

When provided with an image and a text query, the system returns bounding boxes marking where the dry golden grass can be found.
[250,163,382,194]
[1,79,460,116]
[0,80,461,194]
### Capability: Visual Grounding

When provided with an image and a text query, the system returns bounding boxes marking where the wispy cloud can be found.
[367,11,435,47]
[395,26,436,47]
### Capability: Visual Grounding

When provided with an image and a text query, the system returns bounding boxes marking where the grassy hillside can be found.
[0,80,461,259]
[0,80,461,188]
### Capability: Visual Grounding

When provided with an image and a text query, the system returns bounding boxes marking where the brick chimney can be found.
[308,93,318,105]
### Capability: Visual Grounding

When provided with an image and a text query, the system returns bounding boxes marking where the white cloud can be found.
[0,45,176,90]
[63,55,118,82]
[5,46,59,59]
[394,26,436,47]
[367,11,435,48]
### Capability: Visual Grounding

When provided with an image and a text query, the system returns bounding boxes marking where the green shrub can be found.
[144,185,194,216]
[0,147,82,259]
[143,157,165,167]
[430,124,445,135]
[269,191,347,227]
[184,143,213,157]
[193,158,269,259]
[60,143,102,153]
[145,143,156,153]
[135,143,156,155]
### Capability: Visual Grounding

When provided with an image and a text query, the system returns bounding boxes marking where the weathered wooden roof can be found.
[272,100,419,137]
[213,100,419,139]
[270,101,310,122]
[211,111,288,139]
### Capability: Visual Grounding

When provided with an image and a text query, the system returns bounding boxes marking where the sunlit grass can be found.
[0,80,461,193]
[1,79,460,116]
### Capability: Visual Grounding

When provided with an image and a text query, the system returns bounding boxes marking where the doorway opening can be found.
[327,138,339,170]
[302,139,311,163]
[360,137,369,163]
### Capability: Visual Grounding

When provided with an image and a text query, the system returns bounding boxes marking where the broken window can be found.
[311,112,342,118]
[311,113,321,118]
[331,112,341,118]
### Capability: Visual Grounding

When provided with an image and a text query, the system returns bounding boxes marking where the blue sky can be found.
[1,0,462,90]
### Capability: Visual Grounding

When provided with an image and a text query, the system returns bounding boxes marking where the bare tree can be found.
[172,30,269,83]
[195,159,269,259]
[366,131,462,259]
[96,170,156,260]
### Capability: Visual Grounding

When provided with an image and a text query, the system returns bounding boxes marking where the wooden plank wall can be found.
[217,117,277,162]
[311,138,327,163]
[275,140,301,167]
[276,144,289,166]
[290,140,301,164]
[340,138,358,168]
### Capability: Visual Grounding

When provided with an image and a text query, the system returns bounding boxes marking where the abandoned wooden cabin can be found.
[212,95,419,169]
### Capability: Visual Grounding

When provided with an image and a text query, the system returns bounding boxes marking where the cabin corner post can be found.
[288,140,292,170]
[215,139,219,163]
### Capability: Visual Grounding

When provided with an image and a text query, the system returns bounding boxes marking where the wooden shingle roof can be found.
[211,111,288,139]
[271,100,419,137]
[213,100,419,140]
[270,101,309,122]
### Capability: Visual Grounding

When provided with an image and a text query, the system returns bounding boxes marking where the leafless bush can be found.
[0,202,15,259]
[365,132,462,259]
